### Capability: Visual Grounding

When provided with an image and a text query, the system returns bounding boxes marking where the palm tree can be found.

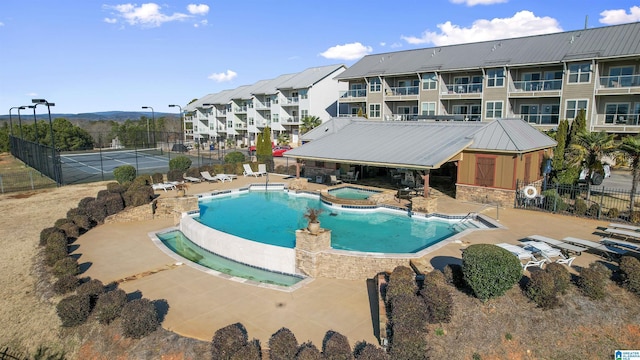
[619,135,640,212]
[568,130,615,184]
[300,116,322,134]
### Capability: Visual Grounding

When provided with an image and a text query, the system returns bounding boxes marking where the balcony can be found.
[385,86,419,100]
[509,80,562,98]
[384,113,419,121]
[596,75,640,95]
[282,116,300,124]
[339,89,367,102]
[593,113,640,132]
[234,106,248,113]
[255,102,271,110]
[282,97,299,106]
[519,113,560,125]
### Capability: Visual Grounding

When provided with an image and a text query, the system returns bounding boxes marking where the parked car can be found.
[579,163,611,185]
[272,145,292,157]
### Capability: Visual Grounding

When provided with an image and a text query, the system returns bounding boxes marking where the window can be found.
[541,104,560,124]
[486,69,504,87]
[301,110,308,118]
[544,70,563,90]
[520,105,539,124]
[209,123,215,130]
[248,117,254,126]
[369,103,381,118]
[485,101,503,118]
[453,104,482,121]
[568,63,591,83]
[272,114,279,123]
[422,73,437,90]
[565,99,588,119]
[605,103,630,124]
[369,78,381,92]
[299,90,308,99]
[226,121,232,127]
[475,157,495,187]
[522,72,541,91]
[609,66,634,87]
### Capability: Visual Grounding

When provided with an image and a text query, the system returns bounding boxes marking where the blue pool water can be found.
[328,187,379,200]
[197,191,468,253]
[156,230,303,287]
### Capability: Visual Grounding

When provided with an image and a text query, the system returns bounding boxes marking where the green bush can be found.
[53,274,79,295]
[77,279,105,300]
[186,167,200,178]
[353,341,388,359]
[269,327,299,360]
[54,218,72,228]
[607,207,620,219]
[45,245,68,268]
[574,198,588,215]
[53,257,79,278]
[167,169,183,182]
[123,185,154,207]
[230,339,262,360]
[631,211,640,224]
[106,182,126,194]
[224,151,246,164]
[526,270,560,309]
[151,173,164,184]
[619,256,640,296]
[541,190,568,212]
[322,331,352,360]
[56,294,91,327]
[420,283,453,323]
[587,203,600,218]
[545,262,571,294]
[120,298,160,338]
[443,263,465,288]
[385,266,417,303]
[40,227,64,247]
[211,322,248,360]
[577,262,610,300]
[296,342,322,360]
[169,155,192,172]
[94,289,127,324]
[113,165,137,184]
[129,175,151,189]
[423,270,446,288]
[462,244,522,301]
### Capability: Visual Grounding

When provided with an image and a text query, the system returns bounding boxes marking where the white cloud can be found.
[26,92,38,97]
[390,42,403,49]
[208,70,237,82]
[0,22,4,27]
[319,42,373,61]
[401,10,562,46]
[104,17,118,24]
[187,4,209,15]
[379,42,386,47]
[599,6,640,25]
[194,19,208,28]
[449,0,508,6]
[103,3,202,28]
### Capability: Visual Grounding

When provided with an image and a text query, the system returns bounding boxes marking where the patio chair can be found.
[150,176,176,192]
[395,188,412,202]
[522,241,576,267]
[243,164,262,177]
[183,173,202,183]
[496,243,546,270]
[603,228,640,241]
[600,237,640,251]
[257,164,268,176]
[214,174,236,183]
[201,171,219,182]
[343,171,359,183]
[608,223,640,232]
[330,175,343,186]
[563,236,628,260]
[525,235,588,255]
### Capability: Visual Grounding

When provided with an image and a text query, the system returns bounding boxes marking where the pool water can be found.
[156,230,304,287]
[328,187,379,200]
[197,191,468,253]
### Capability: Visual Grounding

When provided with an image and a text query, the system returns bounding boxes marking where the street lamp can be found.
[8,106,21,136]
[31,99,58,184]
[141,106,155,146]
[22,105,38,143]
[17,106,29,139]
[168,104,184,144]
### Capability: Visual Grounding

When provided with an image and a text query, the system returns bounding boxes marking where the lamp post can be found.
[31,99,58,184]
[17,106,28,139]
[168,104,183,144]
[24,105,38,143]
[141,106,155,146]
[8,106,21,136]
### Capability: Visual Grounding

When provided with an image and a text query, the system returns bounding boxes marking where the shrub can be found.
[103,193,125,215]
[85,199,107,224]
[422,270,446,288]
[388,323,430,360]
[230,339,262,360]
[224,151,246,164]
[56,294,91,327]
[167,169,183,182]
[54,218,72,228]
[77,197,95,212]
[77,279,105,300]
[96,189,110,200]
[113,165,137,184]
[57,222,80,239]
[420,283,453,323]
[186,167,200,178]
[40,227,64,247]
[462,244,522,301]
[129,175,151,189]
[151,173,164,184]
[45,245,68,268]
[577,262,610,300]
[106,182,126,194]
[223,163,239,175]
[53,274,79,295]
[389,294,427,331]
[123,185,154,207]
[120,298,160,338]
[322,331,353,360]
[619,256,640,296]
[52,257,79,278]
[574,198,588,216]
[46,229,68,248]
[542,190,568,212]
[545,262,571,294]
[631,211,640,224]
[296,342,322,360]
[269,327,299,360]
[353,341,388,360]
[169,155,192,172]
[70,214,92,231]
[587,203,600,218]
[94,289,127,324]
[526,270,560,309]
[211,322,248,360]
[607,207,620,219]
[443,263,465,288]
[385,266,417,303]
[66,207,83,219]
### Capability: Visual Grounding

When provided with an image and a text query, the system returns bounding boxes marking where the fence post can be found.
[0,175,3,194]
[599,187,604,219]
[29,171,34,190]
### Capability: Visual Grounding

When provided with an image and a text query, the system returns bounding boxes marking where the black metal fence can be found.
[516,179,640,222]
[9,135,62,185]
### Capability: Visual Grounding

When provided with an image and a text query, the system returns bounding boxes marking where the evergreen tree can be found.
[256,126,273,169]
[568,108,586,146]
[552,119,568,173]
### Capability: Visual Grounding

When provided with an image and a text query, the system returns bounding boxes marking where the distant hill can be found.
[0,111,176,122]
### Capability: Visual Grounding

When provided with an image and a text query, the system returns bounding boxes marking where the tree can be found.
[568,108,587,145]
[300,116,322,134]
[618,135,640,212]
[256,126,273,167]
[568,130,615,184]
[552,120,568,173]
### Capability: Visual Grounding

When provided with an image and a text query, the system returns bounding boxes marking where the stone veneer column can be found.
[295,229,331,277]
[411,196,438,213]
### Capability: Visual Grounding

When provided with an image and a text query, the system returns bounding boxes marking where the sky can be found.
[1,0,640,115]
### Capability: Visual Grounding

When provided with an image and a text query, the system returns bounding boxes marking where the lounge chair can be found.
[343,171,359,183]
[562,236,628,259]
[150,176,176,192]
[243,164,262,177]
[330,175,343,186]
[522,241,576,266]
[608,223,640,232]
[214,174,236,183]
[525,235,587,255]
[201,171,219,182]
[257,164,268,176]
[496,243,546,270]
[183,173,202,183]
[395,188,412,202]
[600,237,640,251]
[603,228,640,241]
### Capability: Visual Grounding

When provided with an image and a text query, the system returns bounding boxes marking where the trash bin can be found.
[209,144,215,150]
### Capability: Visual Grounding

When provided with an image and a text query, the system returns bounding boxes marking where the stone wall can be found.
[104,203,154,223]
[411,196,438,213]
[456,184,516,208]
[154,196,199,224]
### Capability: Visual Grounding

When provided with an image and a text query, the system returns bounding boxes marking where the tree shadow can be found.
[127,290,142,302]
[429,255,462,271]
[152,299,170,323]
[78,261,92,274]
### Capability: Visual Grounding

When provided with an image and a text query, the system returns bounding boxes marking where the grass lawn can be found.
[0,153,56,193]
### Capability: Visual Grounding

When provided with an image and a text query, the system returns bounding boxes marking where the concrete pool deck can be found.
[73,174,613,347]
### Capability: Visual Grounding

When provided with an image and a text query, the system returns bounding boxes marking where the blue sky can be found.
[1,0,639,115]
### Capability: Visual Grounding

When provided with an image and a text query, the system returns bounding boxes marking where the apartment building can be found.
[184,64,347,148]
[335,22,640,134]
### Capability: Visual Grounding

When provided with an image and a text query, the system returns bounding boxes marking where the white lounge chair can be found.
[562,236,628,259]
[201,171,219,182]
[243,164,262,177]
[214,174,236,183]
[603,228,640,241]
[183,173,202,183]
[150,176,176,192]
[526,235,588,255]
[600,237,640,251]
[522,241,576,267]
[257,164,268,176]
[608,223,640,232]
[496,243,546,270]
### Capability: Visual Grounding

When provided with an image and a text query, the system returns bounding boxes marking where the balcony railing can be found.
[339,89,367,98]
[386,86,419,96]
[599,75,640,88]
[384,114,419,121]
[443,83,483,94]
[602,113,640,125]
[234,106,248,113]
[520,113,561,125]
[282,116,300,124]
[255,102,271,109]
[512,79,562,91]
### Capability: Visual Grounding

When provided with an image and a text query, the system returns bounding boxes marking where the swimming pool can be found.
[197,190,478,253]
[328,186,380,200]
[156,230,304,287]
